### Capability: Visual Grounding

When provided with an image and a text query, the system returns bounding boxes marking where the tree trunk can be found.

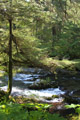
[7,19,13,95]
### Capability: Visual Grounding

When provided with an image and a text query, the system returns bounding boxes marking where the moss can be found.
[52,95,59,98]
[45,95,59,100]
[45,97,53,100]
[40,58,80,73]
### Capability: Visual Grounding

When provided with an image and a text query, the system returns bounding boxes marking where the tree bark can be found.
[7,19,13,95]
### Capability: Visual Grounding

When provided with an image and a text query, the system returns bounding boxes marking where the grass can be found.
[40,57,80,73]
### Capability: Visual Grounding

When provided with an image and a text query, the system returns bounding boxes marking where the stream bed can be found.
[0,67,80,103]
[0,68,65,103]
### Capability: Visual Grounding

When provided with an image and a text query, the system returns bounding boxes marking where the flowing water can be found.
[0,67,65,103]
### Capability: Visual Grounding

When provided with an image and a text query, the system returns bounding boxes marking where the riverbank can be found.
[40,58,80,74]
[0,58,80,104]
[0,65,80,120]
[1,58,80,74]
[0,92,79,120]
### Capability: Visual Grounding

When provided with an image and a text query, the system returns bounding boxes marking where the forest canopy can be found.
[0,0,80,65]
[0,1,80,120]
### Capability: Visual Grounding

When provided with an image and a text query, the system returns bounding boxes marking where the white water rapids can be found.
[0,68,65,102]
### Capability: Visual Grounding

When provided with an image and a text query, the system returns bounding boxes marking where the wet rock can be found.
[52,95,59,98]
[71,89,80,98]
[63,94,79,104]
[45,95,59,101]
[28,81,58,90]
[67,89,80,103]
[45,97,53,100]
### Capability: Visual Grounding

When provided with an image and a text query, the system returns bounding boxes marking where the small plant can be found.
[0,102,66,120]
[65,104,80,120]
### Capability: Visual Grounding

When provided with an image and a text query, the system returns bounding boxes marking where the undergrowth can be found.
[65,104,80,120]
[0,101,66,120]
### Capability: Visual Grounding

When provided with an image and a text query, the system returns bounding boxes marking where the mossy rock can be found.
[45,95,59,100]
[52,95,59,98]
[45,97,53,100]
[29,82,58,90]
[63,95,79,104]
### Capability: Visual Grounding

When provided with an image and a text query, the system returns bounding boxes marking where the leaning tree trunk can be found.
[7,19,13,95]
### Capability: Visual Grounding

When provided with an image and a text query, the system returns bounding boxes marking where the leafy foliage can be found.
[0,0,80,65]
[0,103,66,120]
[65,104,80,120]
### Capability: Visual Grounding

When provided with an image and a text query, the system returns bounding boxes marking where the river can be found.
[0,67,65,103]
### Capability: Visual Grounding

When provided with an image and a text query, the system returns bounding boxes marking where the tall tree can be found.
[0,0,43,95]
[0,0,13,95]
[7,0,13,95]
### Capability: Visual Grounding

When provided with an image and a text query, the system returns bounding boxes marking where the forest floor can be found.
[40,58,80,74]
